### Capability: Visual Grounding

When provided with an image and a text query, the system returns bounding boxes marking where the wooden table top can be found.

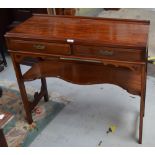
[6,15,150,49]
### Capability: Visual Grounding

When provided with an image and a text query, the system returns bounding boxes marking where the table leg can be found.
[0,44,7,67]
[0,86,2,97]
[139,65,146,144]
[143,88,146,117]
[0,129,8,147]
[11,55,33,124]
[41,77,49,102]
[139,94,145,144]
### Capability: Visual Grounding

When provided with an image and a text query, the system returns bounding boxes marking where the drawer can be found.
[73,45,145,61]
[8,40,71,55]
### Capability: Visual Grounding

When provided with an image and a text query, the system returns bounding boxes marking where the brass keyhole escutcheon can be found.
[33,44,46,50]
[100,50,114,56]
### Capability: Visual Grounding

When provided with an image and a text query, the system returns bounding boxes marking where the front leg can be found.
[11,54,33,124]
[139,65,146,144]
[139,93,145,144]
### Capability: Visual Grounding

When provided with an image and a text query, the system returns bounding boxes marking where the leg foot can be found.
[25,110,33,124]
[139,116,143,144]
[139,94,145,144]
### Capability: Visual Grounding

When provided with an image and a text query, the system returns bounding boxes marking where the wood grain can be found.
[5,15,150,49]
[5,15,149,144]
[73,45,145,61]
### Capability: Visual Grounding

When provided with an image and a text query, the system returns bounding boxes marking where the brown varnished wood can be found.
[73,45,145,61]
[22,60,142,95]
[5,14,149,49]
[0,129,8,147]
[10,51,146,64]
[139,64,146,144]
[11,54,33,124]
[5,15,149,144]
[7,39,71,55]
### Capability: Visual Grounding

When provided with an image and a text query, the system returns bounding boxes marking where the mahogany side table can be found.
[5,15,150,144]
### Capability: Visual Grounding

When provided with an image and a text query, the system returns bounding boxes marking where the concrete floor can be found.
[1,9,155,146]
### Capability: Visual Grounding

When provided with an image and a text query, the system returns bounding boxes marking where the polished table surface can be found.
[7,15,149,48]
[5,15,150,144]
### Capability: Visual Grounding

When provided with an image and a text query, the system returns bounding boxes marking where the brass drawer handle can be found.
[60,57,101,63]
[99,50,114,56]
[33,44,46,50]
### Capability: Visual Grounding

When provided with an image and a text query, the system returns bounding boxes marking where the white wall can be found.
[145,8,155,11]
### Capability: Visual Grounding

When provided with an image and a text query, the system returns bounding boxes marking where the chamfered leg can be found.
[0,129,8,147]
[139,93,145,144]
[41,77,49,102]
[139,65,146,144]
[11,54,33,124]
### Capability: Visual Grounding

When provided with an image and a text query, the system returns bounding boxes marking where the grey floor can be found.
[1,9,155,146]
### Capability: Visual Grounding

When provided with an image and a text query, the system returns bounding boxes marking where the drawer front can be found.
[73,45,145,61]
[8,40,71,55]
